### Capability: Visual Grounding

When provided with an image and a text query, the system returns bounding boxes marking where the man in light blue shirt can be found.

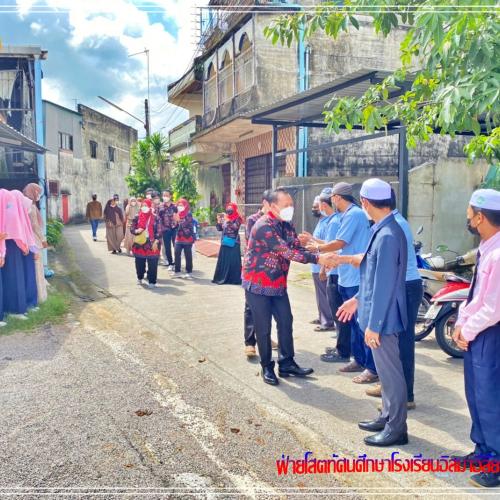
[310,195,336,331]
[312,182,375,383]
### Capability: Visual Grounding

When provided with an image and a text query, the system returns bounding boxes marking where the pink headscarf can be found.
[0,189,39,256]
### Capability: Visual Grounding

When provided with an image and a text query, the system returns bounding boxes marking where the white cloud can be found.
[16,0,209,136]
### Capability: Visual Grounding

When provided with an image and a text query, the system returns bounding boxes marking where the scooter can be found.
[422,278,470,358]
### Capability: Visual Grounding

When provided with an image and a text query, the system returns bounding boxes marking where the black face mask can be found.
[466,218,480,236]
[312,209,321,218]
[226,209,233,216]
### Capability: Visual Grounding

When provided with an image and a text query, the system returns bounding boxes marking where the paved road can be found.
[0,225,482,498]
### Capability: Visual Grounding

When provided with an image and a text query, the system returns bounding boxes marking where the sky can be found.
[0,0,209,137]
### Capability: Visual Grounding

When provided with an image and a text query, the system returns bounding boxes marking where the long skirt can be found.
[212,243,242,285]
[23,252,38,309]
[34,254,48,303]
[106,223,124,252]
[124,225,135,254]
[2,240,27,315]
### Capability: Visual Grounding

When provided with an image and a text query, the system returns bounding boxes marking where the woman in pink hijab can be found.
[0,189,40,320]
[23,183,48,303]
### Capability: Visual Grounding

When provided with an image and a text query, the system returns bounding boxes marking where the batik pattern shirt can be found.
[130,215,162,258]
[242,213,319,296]
[176,213,195,245]
[245,211,263,242]
[158,203,178,232]
[216,218,242,245]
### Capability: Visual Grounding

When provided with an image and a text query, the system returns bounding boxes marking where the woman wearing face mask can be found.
[124,197,139,255]
[173,198,195,279]
[212,202,243,285]
[130,199,162,288]
[104,198,125,254]
[158,190,178,271]
[0,189,40,320]
[23,183,48,303]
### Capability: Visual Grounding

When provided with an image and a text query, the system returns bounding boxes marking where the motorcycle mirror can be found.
[417,225,424,235]
[436,244,449,253]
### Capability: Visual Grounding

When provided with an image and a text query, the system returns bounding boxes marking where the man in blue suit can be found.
[337,178,408,447]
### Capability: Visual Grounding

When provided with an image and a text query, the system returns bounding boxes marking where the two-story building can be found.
[43,101,138,222]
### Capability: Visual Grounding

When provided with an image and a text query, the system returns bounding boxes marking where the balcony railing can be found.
[168,115,202,151]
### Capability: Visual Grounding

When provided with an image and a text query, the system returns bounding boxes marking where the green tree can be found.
[264,0,500,163]
[126,132,169,196]
[171,154,201,208]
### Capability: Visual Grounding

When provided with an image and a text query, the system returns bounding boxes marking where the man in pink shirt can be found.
[452,188,500,489]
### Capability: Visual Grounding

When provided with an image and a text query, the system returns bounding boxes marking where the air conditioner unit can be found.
[106,160,113,169]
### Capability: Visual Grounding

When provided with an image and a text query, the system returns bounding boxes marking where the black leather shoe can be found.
[262,362,279,386]
[279,362,314,378]
[364,428,408,447]
[320,352,350,363]
[451,451,486,467]
[470,472,500,488]
[358,417,387,432]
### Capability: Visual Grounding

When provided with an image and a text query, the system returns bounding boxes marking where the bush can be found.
[46,219,64,247]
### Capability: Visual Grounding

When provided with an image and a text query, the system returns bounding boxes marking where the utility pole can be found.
[144,98,151,137]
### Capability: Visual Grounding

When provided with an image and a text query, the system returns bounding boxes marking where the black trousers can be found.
[175,243,193,273]
[244,301,256,346]
[135,256,159,284]
[326,274,351,358]
[162,229,177,266]
[245,290,294,368]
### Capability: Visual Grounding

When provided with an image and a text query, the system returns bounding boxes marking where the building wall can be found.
[44,102,137,222]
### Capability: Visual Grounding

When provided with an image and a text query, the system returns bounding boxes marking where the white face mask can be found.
[146,194,152,199]
[320,210,327,217]
[163,196,171,203]
[130,202,137,206]
[141,206,149,213]
[279,206,294,222]
[177,205,186,213]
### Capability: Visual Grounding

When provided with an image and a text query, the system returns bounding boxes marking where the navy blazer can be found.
[357,213,408,335]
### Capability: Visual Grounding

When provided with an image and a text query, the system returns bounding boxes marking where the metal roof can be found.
[248,69,409,127]
[0,121,46,153]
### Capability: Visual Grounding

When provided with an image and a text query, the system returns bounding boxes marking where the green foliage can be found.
[126,132,170,196]
[171,154,201,208]
[0,292,70,335]
[46,219,64,247]
[264,0,500,164]
[193,205,223,225]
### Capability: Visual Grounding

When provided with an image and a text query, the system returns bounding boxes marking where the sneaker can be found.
[168,265,175,272]
[137,279,144,285]
[172,272,182,278]
[9,314,28,320]
[321,352,350,363]
[0,321,6,328]
[245,345,257,358]
[183,273,193,280]
[93,237,97,242]
[147,283,157,289]
[470,472,500,488]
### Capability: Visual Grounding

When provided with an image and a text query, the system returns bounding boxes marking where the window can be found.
[48,180,60,197]
[218,50,233,104]
[204,62,217,113]
[235,34,254,95]
[58,132,73,151]
[89,140,98,159]
[108,146,116,162]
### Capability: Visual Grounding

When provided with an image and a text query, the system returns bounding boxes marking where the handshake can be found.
[318,252,341,269]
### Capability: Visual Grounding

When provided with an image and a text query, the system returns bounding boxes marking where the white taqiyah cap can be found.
[313,195,320,204]
[360,178,392,201]
[470,189,500,211]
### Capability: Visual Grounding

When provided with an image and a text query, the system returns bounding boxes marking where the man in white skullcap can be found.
[452,188,500,488]
[337,178,408,447]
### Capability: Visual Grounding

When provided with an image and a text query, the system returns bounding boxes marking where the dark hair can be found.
[472,206,500,227]
[338,194,358,205]
[390,188,397,211]
[263,187,290,204]
[152,191,160,198]
[163,189,172,196]
[92,194,97,200]
[362,197,393,209]
[319,195,333,206]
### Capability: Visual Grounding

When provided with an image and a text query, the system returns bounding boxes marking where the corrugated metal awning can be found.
[0,121,46,153]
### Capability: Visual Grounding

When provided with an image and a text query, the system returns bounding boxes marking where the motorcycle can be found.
[422,278,470,358]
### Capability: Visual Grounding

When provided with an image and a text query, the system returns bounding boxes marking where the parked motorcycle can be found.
[422,278,470,358]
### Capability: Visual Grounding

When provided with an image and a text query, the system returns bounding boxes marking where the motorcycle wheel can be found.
[435,309,464,359]
[415,293,433,341]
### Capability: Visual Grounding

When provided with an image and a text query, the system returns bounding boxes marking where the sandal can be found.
[352,369,379,384]
[338,361,363,373]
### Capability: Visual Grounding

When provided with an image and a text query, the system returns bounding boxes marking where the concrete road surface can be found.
[0,225,485,498]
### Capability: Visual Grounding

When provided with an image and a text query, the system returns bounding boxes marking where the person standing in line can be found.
[304,182,375,384]
[242,188,336,386]
[145,188,154,200]
[130,199,162,288]
[152,192,162,214]
[212,202,243,285]
[173,198,195,279]
[451,189,500,489]
[86,194,102,242]
[158,189,178,271]
[337,178,408,447]
[309,194,336,332]
[22,183,48,304]
[124,197,140,255]
[104,198,124,254]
